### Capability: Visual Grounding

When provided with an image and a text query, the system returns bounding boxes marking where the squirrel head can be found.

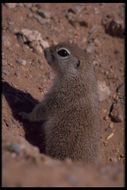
[44,42,92,77]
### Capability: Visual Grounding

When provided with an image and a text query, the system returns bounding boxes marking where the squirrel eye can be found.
[57,48,70,57]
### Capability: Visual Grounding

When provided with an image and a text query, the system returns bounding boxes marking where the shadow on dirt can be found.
[2,81,46,154]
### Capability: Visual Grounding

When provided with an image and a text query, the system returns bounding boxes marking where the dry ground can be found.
[2,3,125,187]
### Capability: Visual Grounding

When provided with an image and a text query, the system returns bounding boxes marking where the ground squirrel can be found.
[19,42,101,162]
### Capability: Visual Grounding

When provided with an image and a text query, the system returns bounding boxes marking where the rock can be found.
[32,9,51,25]
[79,21,88,27]
[68,8,76,14]
[5,3,17,9]
[65,8,76,27]
[102,15,124,38]
[119,154,124,159]
[74,4,84,13]
[40,39,49,49]
[94,38,101,47]
[36,9,51,19]
[94,7,100,15]
[16,58,27,66]
[2,35,11,47]
[109,83,124,122]
[114,49,120,55]
[109,122,114,129]
[86,25,101,53]
[15,29,49,53]
[24,3,33,8]
[5,144,21,155]
[34,14,49,25]
[116,84,125,105]
[109,102,123,122]
[97,81,111,101]
[65,8,88,28]
[66,175,78,186]
[86,42,95,53]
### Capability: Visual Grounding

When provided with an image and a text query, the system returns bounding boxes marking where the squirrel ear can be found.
[76,60,80,68]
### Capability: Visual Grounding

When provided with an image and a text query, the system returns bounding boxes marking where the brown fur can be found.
[20,42,101,162]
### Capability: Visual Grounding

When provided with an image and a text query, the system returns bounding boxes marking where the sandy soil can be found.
[2,3,125,187]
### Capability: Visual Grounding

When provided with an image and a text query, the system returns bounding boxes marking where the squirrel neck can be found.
[52,73,88,99]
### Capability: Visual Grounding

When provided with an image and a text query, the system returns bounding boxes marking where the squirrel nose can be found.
[44,48,50,58]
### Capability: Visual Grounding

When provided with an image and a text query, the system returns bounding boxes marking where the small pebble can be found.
[119,154,124,158]
[109,102,123,122]
[106,133,114,140]
[16,59,27,66]
[5,3,17,9]
[109,123,114,129]
[37,9,51,19]
[103,115,109,121]
[66,175,78,186]
[97,80,111,101]
[6,143,21,155]
[109,157,117,163]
